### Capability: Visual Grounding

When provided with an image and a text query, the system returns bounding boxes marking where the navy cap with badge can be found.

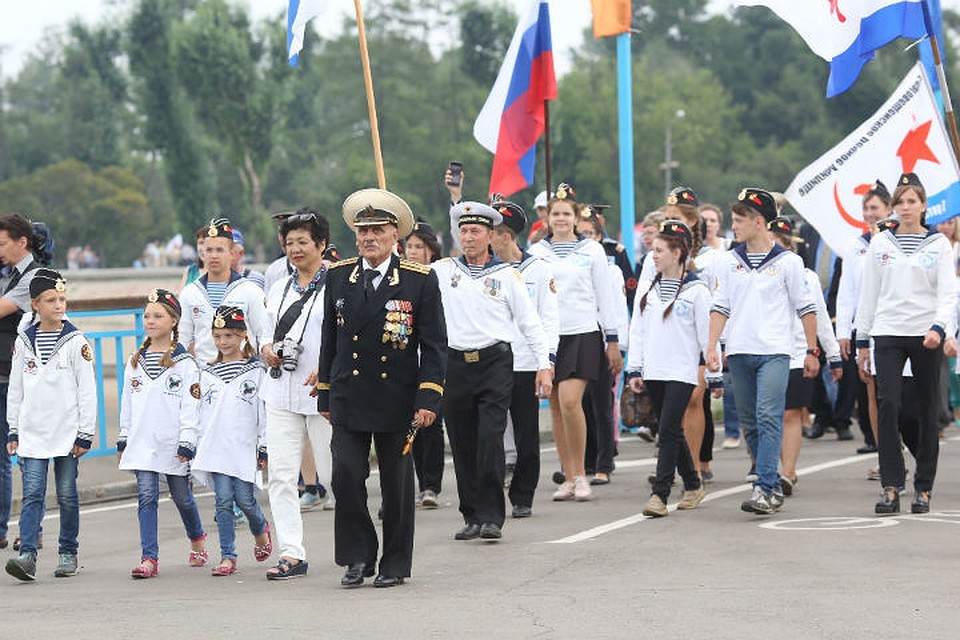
[667,187,699,208]
[490,199,526,235]
[867,179,891,202]
[410,219,439,242]
[898,172,924,189]
[29,268,66,299]
[212,305,246,331]
[658,219,693,247]
[451,202,503,229]
[147,288,181,317]
[207,217,234,239]
[737,188,778,222]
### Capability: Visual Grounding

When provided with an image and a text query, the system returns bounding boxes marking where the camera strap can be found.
[272,272,325,345]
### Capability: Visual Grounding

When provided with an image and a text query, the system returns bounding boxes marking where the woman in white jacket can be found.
[118,289,206,578]
[856,173,958,515]
[627,221,712,517]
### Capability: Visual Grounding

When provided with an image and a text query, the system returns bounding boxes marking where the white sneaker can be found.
[677,487,705,510]
[573,476,593,502]
[642,494,668,517]
[299,492,322,512]
[722,437,740,449]
[552,481,575,501]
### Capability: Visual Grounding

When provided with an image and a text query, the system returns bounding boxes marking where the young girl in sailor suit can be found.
[193,306,273,576]
[768,217,842,496]
[857,173,958,515]
[637,187,719,480]
[627,221,714,518]
[4,269,96,581]
[528,183,622,503]
[118,289,206,579]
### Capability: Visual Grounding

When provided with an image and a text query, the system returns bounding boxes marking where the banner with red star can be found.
[785,62,960,260]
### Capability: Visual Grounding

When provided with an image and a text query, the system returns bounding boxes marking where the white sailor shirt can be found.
[528,237,620,340]
[856,229,956,344]
[193,358,266,486]
[711,244,816,357]
[434,256,550,369]
[7,321,97,458]
[178,271,268,366]
[835,233,871,341]
[511,252,560,372]
[118,345,201,476]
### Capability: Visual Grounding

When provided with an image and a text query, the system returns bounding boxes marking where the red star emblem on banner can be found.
[897,120,939,173]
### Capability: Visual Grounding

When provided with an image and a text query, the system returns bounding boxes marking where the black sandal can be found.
[266,557,308,581]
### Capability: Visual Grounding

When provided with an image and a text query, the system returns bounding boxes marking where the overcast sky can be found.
[1,1,958,79]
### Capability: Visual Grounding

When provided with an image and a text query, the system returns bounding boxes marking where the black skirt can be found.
[555,331,604,383]
[784,368,813,410]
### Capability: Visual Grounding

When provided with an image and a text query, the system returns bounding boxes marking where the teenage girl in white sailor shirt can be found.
[768,217,842,495]
[118,289,206,579]
[857,173,958,515]
[627,220,712,517]
[194,306,272,577]
[637,188,718,478]
[528,184,622,502]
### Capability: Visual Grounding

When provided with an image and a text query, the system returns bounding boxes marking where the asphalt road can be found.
[4,432,960,639]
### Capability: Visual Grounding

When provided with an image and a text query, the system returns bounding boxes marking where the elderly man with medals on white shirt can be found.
[433,202,553,542]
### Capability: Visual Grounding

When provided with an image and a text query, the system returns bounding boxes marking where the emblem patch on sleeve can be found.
[81,344,93,362]
[190,382,202,399]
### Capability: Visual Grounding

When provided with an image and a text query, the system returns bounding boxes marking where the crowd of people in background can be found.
[1,163,957,587]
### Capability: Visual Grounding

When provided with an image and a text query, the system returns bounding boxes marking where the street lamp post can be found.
[660,109,685,196]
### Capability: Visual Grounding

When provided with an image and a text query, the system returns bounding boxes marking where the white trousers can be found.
[265,406,332,561]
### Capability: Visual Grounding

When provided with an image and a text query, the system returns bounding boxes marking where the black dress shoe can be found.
[479,523,502,540]
[835,425,854,441]
[512,505,532,518]
[454,524,481,540]
[856,443,878,454]
[373,575,405,588]
[341,562,375,587]
[911,491,931,514]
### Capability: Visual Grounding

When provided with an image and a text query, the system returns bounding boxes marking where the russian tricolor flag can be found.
[737,1,928,97]
[474,0,557,198]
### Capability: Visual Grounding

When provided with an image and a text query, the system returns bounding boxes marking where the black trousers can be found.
[646,380,700,501]
[507,371,540,508]
[412,417,444,494]
[446,346,513,527]
[700,387,714,463]
[331,428,414,577]
[584,351,617,475]
[873,336,942,493]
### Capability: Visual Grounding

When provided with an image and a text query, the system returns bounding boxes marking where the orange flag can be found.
[590,0,631,38]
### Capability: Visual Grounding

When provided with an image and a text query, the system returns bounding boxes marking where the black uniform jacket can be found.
[317,254,447,432]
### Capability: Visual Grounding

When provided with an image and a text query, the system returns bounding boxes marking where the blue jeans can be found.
[135,471,205,561]
[211,472,267,560]
[722,370,740,440]
[0,382,11,540]
[19,456,79,557]
[727,354,790,494]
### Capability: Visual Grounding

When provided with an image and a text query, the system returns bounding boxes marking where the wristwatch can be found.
[806,347,821,357]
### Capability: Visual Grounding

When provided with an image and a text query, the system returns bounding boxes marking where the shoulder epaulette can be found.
[329,257,359,269]
[400,259,432,275]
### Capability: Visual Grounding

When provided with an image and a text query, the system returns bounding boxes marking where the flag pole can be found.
[616,31,636,266]
[922,0,960,163]
[353,0,387,189]
[544,100,552,197]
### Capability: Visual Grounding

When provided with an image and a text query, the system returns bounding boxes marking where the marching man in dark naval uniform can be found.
[317,189,447,588]
[433,202,552,542]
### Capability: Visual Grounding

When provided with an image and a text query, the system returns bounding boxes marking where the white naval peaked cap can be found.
[342,188,414,238]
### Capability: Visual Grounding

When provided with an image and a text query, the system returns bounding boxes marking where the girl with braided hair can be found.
[118,289,207,579]
[627,221,715,517]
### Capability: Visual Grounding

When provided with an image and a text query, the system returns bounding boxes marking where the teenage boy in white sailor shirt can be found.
[179,218,268,365]
[706,188,819,515]
[433,202,553,541]
[488,199,559,518]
